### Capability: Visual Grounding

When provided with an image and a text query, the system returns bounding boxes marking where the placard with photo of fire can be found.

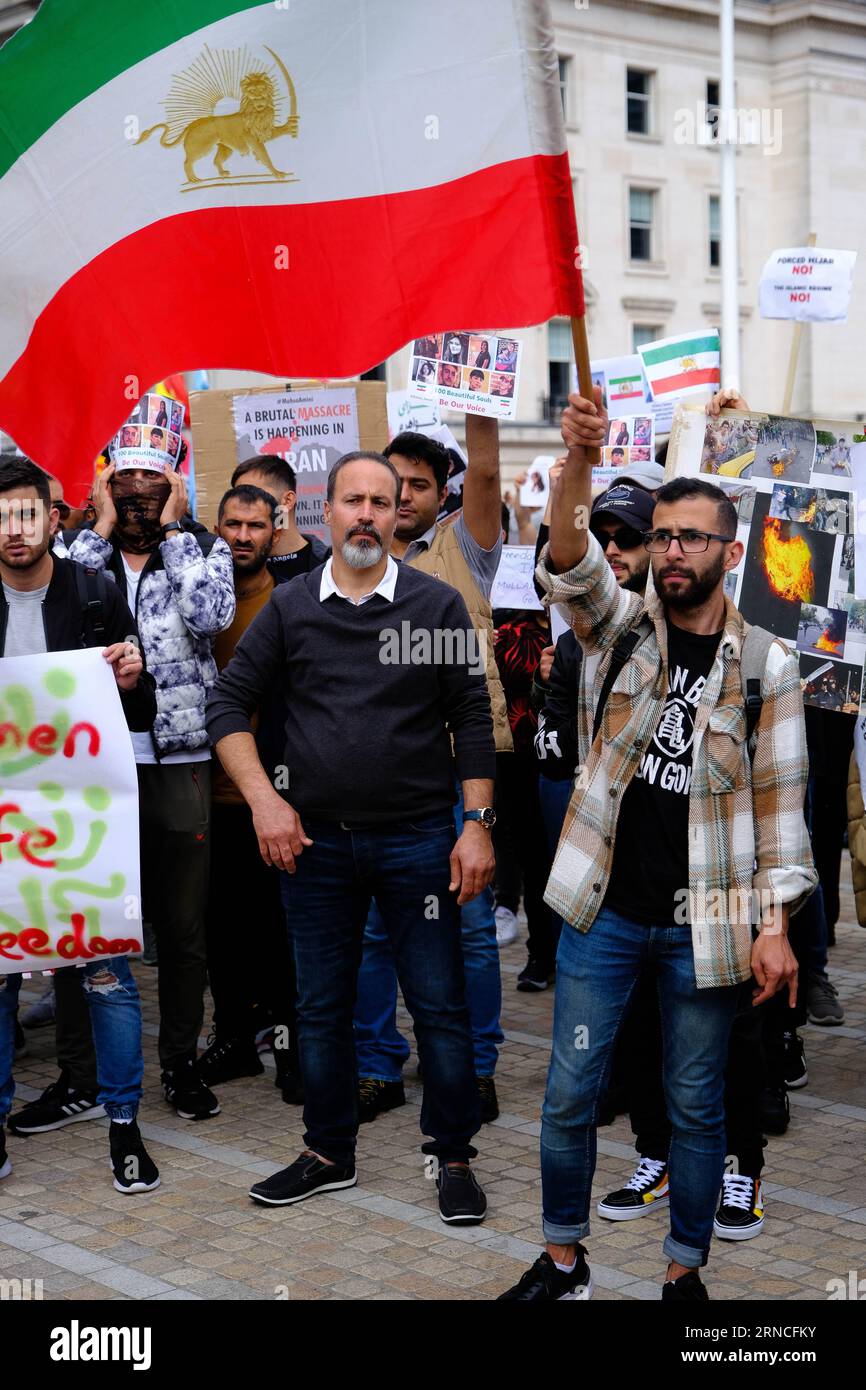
[669,404,866,714]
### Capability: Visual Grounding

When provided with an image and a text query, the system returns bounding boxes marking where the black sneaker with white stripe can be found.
[597,1156,669,1220]
[7,1071,105,1134]
[498,1249,593,1301]
[0,1124,11,1181]
[714,1174,765,1240]
[162,1057,220,1121]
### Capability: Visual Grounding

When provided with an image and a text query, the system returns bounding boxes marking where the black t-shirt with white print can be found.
[603,620,723,923]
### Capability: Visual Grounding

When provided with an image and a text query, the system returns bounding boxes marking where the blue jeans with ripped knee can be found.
[0,957,144,1123]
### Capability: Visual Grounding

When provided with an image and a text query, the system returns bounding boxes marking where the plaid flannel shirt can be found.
[537,534,817,989]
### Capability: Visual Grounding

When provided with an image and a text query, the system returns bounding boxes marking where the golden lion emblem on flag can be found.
[679,356,697,371]
[136,44,299,190]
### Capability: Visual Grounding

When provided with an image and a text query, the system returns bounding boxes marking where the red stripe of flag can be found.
[649,366,720,396]
[0,153,582,503]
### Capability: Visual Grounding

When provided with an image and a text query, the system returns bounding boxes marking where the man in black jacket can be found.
[0,458,159,1193]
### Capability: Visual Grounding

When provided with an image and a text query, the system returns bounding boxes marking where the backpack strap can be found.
[73,563,108,648]
[592,622,650,743]
[740,624,776,746]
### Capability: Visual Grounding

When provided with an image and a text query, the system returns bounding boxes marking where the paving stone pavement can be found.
[2,870,865,1302]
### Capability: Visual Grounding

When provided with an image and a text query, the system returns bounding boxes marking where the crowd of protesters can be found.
[0,381,857,1299]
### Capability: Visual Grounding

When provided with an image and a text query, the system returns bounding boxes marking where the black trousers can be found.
[492,750,559,970]
[616,970,766,1177]
[205,801,295,1040]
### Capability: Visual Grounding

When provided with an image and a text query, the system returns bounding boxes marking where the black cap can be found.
[591,482,655,532]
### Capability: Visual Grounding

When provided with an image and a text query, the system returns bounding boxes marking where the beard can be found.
[618,556,650,593]
[341,524,383,570]
[654,550,726,609]
[231,543,271,576]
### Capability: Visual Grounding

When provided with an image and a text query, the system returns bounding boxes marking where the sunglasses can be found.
[591,524,646,552]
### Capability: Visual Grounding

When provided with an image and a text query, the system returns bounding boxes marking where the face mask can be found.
[110,473,171,553]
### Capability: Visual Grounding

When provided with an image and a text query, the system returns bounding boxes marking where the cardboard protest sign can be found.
[490,546,543,612]
[408,332,521,419]
[112,391,185,474]
[189,381,387,535]
[0,649,142,976]
[759,247,856,323]
[666,403,866,713]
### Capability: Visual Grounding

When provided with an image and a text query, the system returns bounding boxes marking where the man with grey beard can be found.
[206,450,498,1222]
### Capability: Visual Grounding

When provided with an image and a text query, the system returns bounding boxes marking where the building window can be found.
[547,320,573,420]
[632,324,662,352]
[629,187,655,261]
[709,194,720,269]
[706,80,720,142]
[558,56,571,122]
[626,69,653,135]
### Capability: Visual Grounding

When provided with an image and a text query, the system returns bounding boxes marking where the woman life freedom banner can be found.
[0,648,142,976]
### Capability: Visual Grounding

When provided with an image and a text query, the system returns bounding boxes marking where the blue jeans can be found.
[541,907,740,1267]
[353,788,503,1080]
[0,958,144,1123]
[281,814,480,1168]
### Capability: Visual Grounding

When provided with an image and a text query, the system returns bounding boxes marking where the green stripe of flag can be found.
[0,0,264,182]
[640,335,719,368]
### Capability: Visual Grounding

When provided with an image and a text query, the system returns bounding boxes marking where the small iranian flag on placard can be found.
[638,331,721,402]
[607,371,645,404]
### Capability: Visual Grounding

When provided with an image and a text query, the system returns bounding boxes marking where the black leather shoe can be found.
[249,1152,357,1206]
[436,1162,487,1224]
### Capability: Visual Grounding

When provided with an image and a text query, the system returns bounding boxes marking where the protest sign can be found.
[666,402,866,713]
[112,391,185,475]
[759,247,856,323]
[574,353,675,435]
[520,457,554,510]
[189,381,387,535]
[0,648,142,976]
[408,332,521,419]
[387,391,441,438]
[595,414,656,486]
[231,387,360,538]
[490,546,543,612]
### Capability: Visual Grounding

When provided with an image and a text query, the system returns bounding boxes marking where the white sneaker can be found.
[495,907,519,947]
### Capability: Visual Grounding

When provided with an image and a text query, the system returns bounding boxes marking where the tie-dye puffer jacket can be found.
[68,525,236,755]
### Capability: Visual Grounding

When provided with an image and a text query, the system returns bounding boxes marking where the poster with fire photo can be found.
[667,404,866,713]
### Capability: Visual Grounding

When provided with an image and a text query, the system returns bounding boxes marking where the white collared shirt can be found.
[319,555,399,606]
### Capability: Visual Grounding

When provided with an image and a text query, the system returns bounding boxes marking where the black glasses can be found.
[643,528,735,554]
[591,525,645,552]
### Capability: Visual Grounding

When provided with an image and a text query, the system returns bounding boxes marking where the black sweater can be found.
[206,562,496,823]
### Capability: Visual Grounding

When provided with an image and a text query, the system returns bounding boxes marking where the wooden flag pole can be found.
[781,230,816,415]
[571,312,601,466]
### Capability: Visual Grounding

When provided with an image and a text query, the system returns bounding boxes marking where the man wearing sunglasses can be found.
[588,483,654,594]
[499,390,816,1304]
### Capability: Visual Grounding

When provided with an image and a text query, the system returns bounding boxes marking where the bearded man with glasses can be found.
[499,391,816,1304]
